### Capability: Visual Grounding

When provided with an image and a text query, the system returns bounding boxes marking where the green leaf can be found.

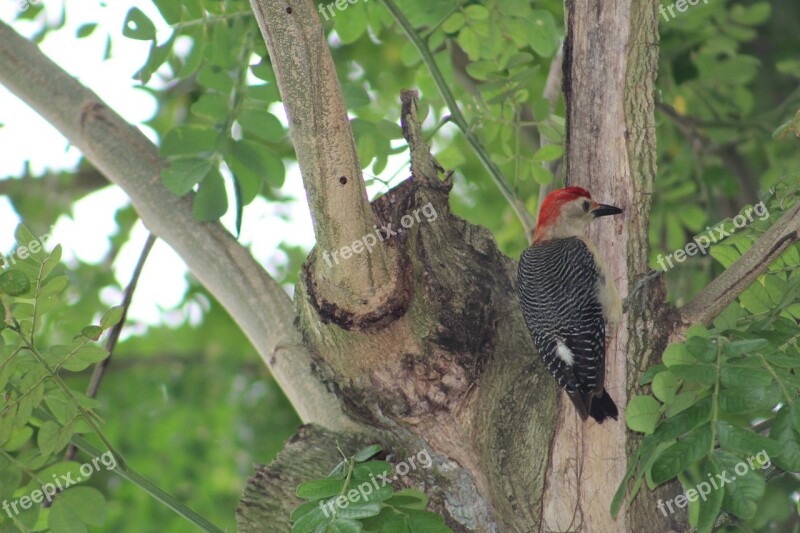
[15,225,44,262]
[160,125,218,157]
[330,518,363,533]
[238,110,285,142]
[37,420,72,456]
[406,510,451,532]
[380,515,411,533]
[337,502,381,519]
[0,269,31,296]
[342,84,371,109]
[650,424,712,484]
[122,8,155,40]
[62,344,109,372]
[352,460,391,481]
[685,336,716,363]
[639,364,667,386]
[768,404,800,471]
[464,5,489,20]
[4,426,33,451]
[457,28,481,61]
[49,498,87,533]
[162,158,213,196]
[718,385,780,414]
[714,450,765,520]
[730,3,771,26]
[193,169,228,221]
[441,13,465,33]
[291,502,328,533]
[531,144,563,162]
[76,23,98,39]
[722,339,769,356]
[39,275,68,299]
[333,1,367,44]
[662,343,695,366]
[694,456,724,533]
[297,478,345,499]
[717,421,781,458]
[652,371,680,403]
[177,29,206,79]
[719,366,772,389]
[21,462,82,494]
[198,65,234,94]
[152,0,182,25]
[530,165,553,185]
[527,10,559,57]
[81,325,103,341]
[100,306,125,330]
[191,93,229,121]
[58,487,107,526]
[667,364,716,386]
[41,244,62,279]
[228,139,283,196]
[654,396,712,441]
[626,395,660,434]
[465,61,496,81]
[138,36,172,82]
[353,444,382,462]
[387,489,428,510]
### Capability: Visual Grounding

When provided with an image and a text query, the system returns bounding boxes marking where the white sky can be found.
[0,0,413,326]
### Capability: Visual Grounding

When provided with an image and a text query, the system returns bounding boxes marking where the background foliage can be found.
[1,0,799,531]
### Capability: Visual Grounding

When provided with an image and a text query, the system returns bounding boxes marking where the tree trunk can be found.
[236,1,677,532]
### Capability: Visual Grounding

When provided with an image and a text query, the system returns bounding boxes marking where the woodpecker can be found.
[517,187,623,423]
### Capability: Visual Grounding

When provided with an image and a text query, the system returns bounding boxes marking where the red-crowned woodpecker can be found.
[517,187,623,423]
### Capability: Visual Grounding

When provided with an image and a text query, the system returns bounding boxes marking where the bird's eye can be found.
[582,201,590,212]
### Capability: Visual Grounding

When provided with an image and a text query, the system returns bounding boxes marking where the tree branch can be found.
[0,20,357,431]
[679,200,800,327]
[249,0,399,319]
[381,0,537,238]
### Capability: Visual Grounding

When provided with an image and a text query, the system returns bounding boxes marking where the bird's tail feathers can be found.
[588,389,618,423]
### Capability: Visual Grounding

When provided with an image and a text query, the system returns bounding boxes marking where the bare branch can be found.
[64,233,156,465]
[0,20,357,431]
[249,0,397,315]
[680,201,800,327]
[382,0,537,238]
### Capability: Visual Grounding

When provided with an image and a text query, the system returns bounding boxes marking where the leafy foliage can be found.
[0,225,118,531]
[291,444,451,533]
[616,184,800,531]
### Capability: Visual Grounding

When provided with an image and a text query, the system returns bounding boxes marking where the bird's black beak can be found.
[591,204,623,218]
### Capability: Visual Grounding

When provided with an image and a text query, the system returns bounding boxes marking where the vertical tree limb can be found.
[250,0,401,323]
[542,1,665,531]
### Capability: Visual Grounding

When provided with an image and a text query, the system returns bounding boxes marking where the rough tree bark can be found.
[541,1,685,532]
[2,0,800,531]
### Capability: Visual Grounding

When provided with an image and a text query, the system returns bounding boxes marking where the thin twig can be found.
[64,233,156,461]
[679,200,800,327]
